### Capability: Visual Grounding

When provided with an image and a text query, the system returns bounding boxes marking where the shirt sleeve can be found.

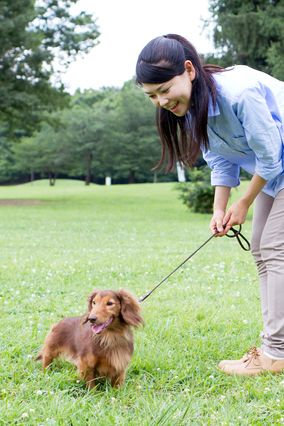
[237,86,283,182]
[202,148,240,187]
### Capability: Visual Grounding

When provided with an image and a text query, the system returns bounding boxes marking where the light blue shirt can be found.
[202,65,284,197]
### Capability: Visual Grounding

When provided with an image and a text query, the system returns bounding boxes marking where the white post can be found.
[176,162,186,182]
[105,176,111,186]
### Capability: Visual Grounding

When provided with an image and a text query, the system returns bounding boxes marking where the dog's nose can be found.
[88,316,97,324]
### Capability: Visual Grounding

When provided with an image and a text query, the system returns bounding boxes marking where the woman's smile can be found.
[168,102,179,113]
[142,68,194,117]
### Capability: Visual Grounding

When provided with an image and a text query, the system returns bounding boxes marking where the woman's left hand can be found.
[222,198,249,234]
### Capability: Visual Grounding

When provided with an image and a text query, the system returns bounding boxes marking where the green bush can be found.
[176,166,215,213]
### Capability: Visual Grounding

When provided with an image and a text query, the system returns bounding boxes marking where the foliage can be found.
[9,83,166,185]
[0,132,16,182]
[176,166,215,213]
[106,80,161,183]
[207,0,284,79]
[0,0,100,134]
[13,121,72,185]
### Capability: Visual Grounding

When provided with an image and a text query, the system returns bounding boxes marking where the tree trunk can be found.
[128,170,135,184]
[49,172,56,186]
[85,153,92,185]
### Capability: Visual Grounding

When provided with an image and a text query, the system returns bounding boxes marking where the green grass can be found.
[0,180,283,425]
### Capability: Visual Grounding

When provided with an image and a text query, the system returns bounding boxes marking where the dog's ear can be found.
[117,289,144,327]
[87,289,99,311]
[81,314,89,325]
[81,290,99,324]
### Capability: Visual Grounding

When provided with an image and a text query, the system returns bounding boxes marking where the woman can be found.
[136,34,284,376]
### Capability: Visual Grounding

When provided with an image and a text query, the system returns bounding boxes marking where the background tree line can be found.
[10,83,168,185]
[0,0,283,185]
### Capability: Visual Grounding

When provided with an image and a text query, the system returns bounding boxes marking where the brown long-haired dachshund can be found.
[36,289,143,388]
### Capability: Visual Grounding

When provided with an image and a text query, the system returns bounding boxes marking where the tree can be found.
[207,0,284,79]
[62,88,121,184]
[63,106,105,185]
[65,84,162,184]
[6,83,178,185]
[0,131,16,182]
[13,121,71,185]
[0,0,100,133]
[109,80,161,183]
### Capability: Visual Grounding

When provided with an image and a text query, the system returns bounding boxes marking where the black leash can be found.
[138,225,250,303]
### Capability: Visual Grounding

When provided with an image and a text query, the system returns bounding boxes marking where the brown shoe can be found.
[218,347,261,369]
[219,347,284,376]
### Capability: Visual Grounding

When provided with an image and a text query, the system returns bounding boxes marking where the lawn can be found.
[0,180,283,425]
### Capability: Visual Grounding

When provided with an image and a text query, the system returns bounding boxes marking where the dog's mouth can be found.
[91,317,113,334]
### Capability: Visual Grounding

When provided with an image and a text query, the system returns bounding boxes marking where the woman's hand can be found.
[211,186,231,236]
[222,198,249,234]
[210,199,249,236]
[210,209,227,236]
[221,174,266,233]
[210,175,265,237]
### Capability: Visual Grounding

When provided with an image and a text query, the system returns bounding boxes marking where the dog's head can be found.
[83,289,143,334]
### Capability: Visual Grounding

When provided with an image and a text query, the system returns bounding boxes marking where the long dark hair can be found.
[136,34,223,170]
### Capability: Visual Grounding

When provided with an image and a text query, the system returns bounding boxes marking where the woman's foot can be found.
[218,347,284,376]
[218,347,261,369]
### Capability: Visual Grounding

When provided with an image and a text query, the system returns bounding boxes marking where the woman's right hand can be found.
[211,186,231,237]
[210,209,226,237]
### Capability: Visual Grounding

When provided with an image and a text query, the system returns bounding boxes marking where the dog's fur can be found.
[36,289,143,388]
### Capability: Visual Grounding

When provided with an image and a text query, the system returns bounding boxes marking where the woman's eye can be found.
[106,301,113,306]
[92,300,96,305]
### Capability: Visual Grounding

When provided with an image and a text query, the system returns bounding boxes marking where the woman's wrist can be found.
[213,207,225,215]
[213,186,231,212]
[241,174,267,206]
[239,196,252,208]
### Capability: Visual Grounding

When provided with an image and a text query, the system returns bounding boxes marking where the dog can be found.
[36,289,143,388]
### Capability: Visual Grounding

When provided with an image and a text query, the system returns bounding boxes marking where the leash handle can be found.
[225,224,250,251]
[139,225,250,303]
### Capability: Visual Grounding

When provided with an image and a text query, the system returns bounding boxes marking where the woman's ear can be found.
[184,60,196,81]
[117,289,144,327]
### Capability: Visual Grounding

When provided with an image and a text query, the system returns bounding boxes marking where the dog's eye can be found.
[106,301,114,306]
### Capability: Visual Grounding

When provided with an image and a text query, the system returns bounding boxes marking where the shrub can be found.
[176,166,215,214]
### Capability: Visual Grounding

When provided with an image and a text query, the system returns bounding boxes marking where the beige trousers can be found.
[251,188,284,358]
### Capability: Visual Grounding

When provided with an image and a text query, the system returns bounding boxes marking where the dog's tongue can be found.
[91,318,113,334]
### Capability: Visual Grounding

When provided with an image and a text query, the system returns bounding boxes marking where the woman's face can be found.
[142,61,195,117]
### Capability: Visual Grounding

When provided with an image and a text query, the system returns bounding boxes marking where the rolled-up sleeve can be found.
[202,149,240,187]
[237,86,283,181]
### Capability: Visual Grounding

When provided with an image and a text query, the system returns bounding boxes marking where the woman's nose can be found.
[157,95,168,108]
